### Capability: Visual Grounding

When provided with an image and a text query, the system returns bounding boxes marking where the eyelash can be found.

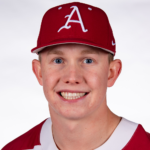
[52,57,94,64]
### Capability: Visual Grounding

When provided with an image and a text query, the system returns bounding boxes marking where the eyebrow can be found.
[47,48,100,55]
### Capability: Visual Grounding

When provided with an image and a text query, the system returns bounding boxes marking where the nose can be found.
[61,64,83,85]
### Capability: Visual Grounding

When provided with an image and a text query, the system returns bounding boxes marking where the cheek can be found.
[86,67,109,108]
[42,65,59,87]
[86,67,108,91]
[41,67,59,102]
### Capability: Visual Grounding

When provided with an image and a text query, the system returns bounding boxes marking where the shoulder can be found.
[122,123,150,150]
[1,118,48,150]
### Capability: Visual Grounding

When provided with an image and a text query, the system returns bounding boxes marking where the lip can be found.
[57,92,89,103]
[57,89,89,93]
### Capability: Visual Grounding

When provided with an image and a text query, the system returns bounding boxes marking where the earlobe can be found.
[107,59,122,87]
[32,59,43,86]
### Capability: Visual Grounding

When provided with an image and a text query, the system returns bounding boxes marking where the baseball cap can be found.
[31,2,116,55]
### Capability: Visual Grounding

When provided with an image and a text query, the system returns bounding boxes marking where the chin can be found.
[56,107,89,120]
[65,107,95,120]
[61,113,87,120]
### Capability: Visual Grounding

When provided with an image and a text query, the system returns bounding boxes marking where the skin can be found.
[32,44,122,150]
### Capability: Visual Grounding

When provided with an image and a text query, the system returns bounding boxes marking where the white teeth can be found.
[60,92,86,100]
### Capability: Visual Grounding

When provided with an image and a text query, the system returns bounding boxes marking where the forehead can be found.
[41,44,107,56]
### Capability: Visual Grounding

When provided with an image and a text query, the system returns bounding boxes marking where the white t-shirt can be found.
[2,117,150,150]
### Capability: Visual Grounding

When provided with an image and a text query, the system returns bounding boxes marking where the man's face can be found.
[35,44,111,120]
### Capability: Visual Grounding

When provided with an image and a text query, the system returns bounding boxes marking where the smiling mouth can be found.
[58,92,88,100]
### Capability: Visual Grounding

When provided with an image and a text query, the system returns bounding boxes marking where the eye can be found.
[53,58,63,64]
[83,58,93,64]
[53,58,94,64]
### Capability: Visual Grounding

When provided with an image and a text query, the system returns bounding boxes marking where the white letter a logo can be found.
[58,6,88,33]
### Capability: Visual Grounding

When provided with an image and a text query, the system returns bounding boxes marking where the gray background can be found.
[0,0,150,148]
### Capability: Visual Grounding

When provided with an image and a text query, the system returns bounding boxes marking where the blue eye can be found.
[54,58,63,64]
[53,58,93,64]
[84,59,93,64]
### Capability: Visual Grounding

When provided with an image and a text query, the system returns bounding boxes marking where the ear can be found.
[107,59,122,87]
[32,59,43,86]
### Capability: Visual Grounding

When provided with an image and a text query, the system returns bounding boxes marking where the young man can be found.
[2,2,150,150]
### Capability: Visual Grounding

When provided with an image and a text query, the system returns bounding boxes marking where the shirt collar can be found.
[95,117,138,150]
[31,117,138,150]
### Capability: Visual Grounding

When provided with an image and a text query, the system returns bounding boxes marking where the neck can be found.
[49,100,121,150]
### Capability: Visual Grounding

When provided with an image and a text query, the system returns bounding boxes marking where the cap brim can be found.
[31,40,115,55]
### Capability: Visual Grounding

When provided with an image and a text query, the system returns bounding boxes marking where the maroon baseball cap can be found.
[31,2,116,55]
